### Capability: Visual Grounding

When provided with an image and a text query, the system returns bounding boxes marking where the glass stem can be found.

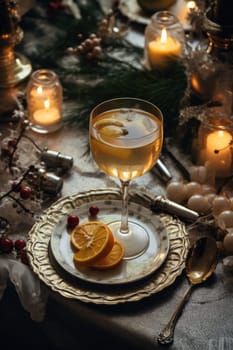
[120,180,130,234]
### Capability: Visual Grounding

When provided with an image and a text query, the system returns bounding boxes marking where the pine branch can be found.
[19,0,187,135]
[62,55,187,134]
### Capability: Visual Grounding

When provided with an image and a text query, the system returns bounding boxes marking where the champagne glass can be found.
[89,97,163,259]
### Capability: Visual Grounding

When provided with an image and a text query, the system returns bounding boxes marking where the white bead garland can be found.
[212,196,231,216]
[217,210,233,229]
[187,194,211,214]
[166,181,187,204]
[166,163,233,259]
[185,181,202,198]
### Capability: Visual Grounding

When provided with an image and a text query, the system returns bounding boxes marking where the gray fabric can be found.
[42,263,232,350]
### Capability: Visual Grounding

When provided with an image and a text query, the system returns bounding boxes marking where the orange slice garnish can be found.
[72,221,114,267]
[91,240,124,270]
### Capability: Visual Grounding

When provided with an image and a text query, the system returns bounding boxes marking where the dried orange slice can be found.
[91,240,124,270]
[72,221,114,267]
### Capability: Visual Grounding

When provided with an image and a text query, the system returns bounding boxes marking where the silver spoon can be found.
[157,236,219,345]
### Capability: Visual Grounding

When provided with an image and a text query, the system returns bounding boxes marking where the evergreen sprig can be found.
[62,57,187,134]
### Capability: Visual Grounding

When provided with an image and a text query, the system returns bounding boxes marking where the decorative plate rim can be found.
[50,198,170,285]
[27,188,189,305]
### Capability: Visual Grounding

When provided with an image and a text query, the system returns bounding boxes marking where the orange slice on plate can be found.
[91,240,124,270]
[72,221,114,267]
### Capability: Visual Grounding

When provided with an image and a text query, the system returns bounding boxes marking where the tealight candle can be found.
[148,28,182,69]
[194,116,233,178]
[144,11,184,70]
[26,69,63,134]
[201,129,232,177]
[33,100,60,126]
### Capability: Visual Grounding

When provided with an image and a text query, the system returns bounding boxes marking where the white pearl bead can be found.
[217,210,233,229]
[223,232,233,254]
[212,196,231,216]
[185,182,202,199]
[189,165,207,184]
[187,194,211,214]
[166,181,187,204]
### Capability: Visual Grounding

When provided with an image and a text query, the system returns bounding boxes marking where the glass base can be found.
[108,221,150,260]
[30,122,62,134]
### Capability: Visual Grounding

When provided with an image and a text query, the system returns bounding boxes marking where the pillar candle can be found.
[148,28,182,69]
[33,99,60,126]
[204,129,232,177]
[26,69,63,134]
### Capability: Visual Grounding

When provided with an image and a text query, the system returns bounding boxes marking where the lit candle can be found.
[33,99,61,126]
[187,1,197,13]
[26,69,63,133]
[148,28,182,69]
[203,129,232,177]
[179,0,198,23]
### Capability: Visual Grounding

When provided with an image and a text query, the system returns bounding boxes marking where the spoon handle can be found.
[157,284,193,345]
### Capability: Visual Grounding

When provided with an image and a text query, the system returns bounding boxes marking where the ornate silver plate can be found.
[50,198,169,285]
[119,0,191,30]
[27,188,189,305]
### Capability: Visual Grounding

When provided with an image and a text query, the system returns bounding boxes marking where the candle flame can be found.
[187,1,197,12]
[44,99,50,109]
[160,28,167,44]
[37,86,43,95]
[218,130,225,137]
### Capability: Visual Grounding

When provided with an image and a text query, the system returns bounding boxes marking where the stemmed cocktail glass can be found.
[89,97,163,259]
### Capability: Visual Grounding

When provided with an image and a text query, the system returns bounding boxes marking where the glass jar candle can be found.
[26,69,63,134]
[144,11,185,70]
[193,115,233,178]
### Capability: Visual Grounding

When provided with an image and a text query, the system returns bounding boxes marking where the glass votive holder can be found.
[144,11,185,70]
[193,115,233,178]
[26,69,63,134]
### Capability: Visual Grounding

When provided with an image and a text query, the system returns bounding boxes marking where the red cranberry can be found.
[20,186,32,199]
[0,237,14,253]
[67,215,79,229]
[89,205,99,217]
[14,239,26,251]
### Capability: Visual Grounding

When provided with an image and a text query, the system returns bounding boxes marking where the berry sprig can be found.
[1,119,44,176]
[66,33,102,60]
[0,236,28,264]
[66,7,128,60]
[166,164,233,258]
[0,166,35,215]
[0,102,65,217]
